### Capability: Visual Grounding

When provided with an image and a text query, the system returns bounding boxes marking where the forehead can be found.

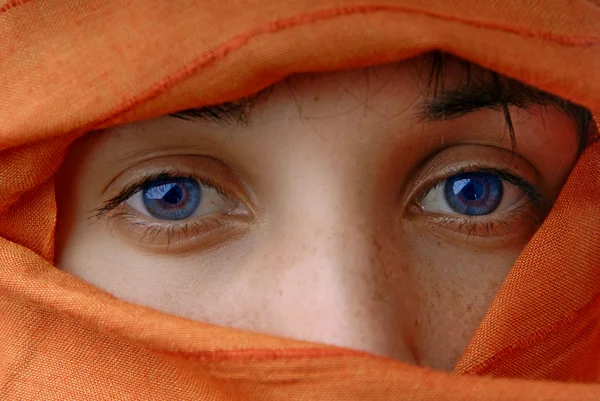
[169,59,430,127]
[252,62,423,125]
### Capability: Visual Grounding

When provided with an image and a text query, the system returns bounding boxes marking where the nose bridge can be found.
[273,156,376,297]
[273,211,379,329]
[266,195,415,362]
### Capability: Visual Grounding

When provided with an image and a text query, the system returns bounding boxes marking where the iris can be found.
[142,177,201,220]
[444,172,503,215]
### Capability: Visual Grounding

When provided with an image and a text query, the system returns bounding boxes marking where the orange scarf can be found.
[1,0,600,399]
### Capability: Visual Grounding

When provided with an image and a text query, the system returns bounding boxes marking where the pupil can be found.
[163,186,183,204]
[142,177,202,221]
[460,180,484,201]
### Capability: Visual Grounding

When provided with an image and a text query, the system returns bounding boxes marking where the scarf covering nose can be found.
[1,0,600,399]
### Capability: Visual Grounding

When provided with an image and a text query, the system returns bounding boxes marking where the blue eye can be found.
[142,177,201,220]
[444,172,503,215]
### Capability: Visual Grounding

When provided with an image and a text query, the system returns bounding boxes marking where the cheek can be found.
[375,226,516,366]
[58,216,257,317]
[414,247,512,332]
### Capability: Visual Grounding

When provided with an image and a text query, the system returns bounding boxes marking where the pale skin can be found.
[54,56,580,371]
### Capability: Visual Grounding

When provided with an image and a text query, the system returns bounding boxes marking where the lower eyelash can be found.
[433,202,544,237]
[437,217,508,237]
[96,210,228,246]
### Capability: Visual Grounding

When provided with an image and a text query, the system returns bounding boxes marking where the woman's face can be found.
[55,57,580,371]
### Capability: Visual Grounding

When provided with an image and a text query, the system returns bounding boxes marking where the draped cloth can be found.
[1,0,599,399]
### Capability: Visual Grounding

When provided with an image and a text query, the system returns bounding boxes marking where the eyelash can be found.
[94,170,228,217]
[91,170,233,245]
[413,166,550,236]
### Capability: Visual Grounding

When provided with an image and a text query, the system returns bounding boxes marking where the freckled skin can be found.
[55,57,578,371]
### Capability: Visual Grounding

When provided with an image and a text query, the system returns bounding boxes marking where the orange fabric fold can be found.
[1,0,599,399]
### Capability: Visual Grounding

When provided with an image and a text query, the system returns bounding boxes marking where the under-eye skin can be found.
[92,156,253,250]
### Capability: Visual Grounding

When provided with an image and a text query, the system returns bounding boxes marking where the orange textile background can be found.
[1,0,600,399]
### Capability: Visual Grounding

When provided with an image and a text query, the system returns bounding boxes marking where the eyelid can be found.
[403,144,542,210]
[416,175,533,218]
[123,174,238,220]
[414,166,544,208]
[95,155,256,219]
[90,155,257,230]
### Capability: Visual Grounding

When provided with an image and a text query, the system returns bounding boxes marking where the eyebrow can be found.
[169,72,591,150]
[421,73,591,151]
[171,77,574,125]
[170,89,271,126]
[419,75,575,122]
